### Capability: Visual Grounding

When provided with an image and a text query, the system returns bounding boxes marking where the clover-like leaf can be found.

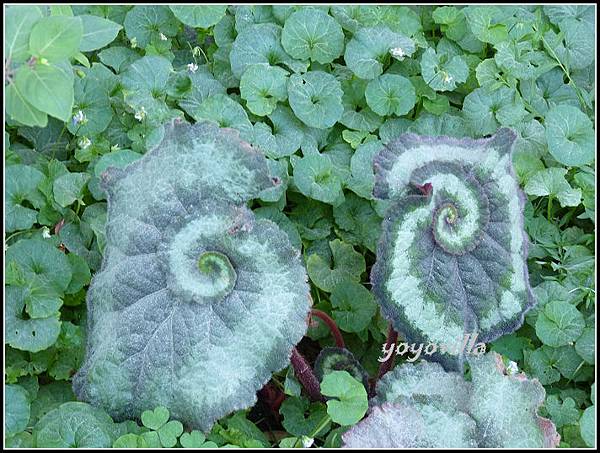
[365,74,416,116]
[545,105,595,167]
[345,352,559,448]
[371,129,536,370]
[239,63,288,116]
[288,71,344,129]
[73,121,310,432]
[32,402,119,448]
[281,8,344,64]
[344,26,415,79]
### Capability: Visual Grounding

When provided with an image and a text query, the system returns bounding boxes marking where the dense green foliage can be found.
[4,5,595,448]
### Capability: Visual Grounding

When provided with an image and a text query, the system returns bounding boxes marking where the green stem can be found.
[292,414,332,447]
[5,228,35,243]
[535,25,589,112]
[547,195,553,220]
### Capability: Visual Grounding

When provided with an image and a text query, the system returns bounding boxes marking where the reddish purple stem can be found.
[290,348,324,402]
[310,309,345,348]
[370,324,398,396]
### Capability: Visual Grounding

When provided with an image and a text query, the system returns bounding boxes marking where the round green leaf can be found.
[5,164,45,233]
[535,300,585,347]
[252,105,305,158]
[575,327,595,364]
[420,47,469,91]
[321,370,369,426]
[306,239,365,292]
[29,15,83,61]
[580,406,595,447]
[123,6,179,48]
[288,71,344,129]
[330,281,377,333]
[169,6,227,28]
[53,172,91,207]
[545,105,595,167]
[365,74,416,116]
[192,94,254,141]
[240,63,288,116]
[229,23,294,79]
[281,8,344,64]
[6,384,31,435]
[6,239,72,293]
[293,153,343,204]
[121,55,175,121]
[32,402,119,448]
[6,286,61,353]
[344,26,415,79]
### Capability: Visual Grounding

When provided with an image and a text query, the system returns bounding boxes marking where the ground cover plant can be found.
[4,4,596,449]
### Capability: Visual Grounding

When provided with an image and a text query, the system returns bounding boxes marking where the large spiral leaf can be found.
[371,129,536,370]
[73,121,311,432]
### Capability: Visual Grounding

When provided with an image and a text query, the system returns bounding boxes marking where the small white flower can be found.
[130,37,138,48]
[72,110,87,126]
[110,144,120,152]
[159,32,168,41]
[390,47,406,59]
[442,72,453,84]
[187,62,199,73]
[300,437,314,448]
[41,226,51,239]
[78,136,92,149]
[506,360,519,375]
[134,106,147,122]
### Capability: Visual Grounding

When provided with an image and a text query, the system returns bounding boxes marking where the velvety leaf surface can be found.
[73,122,310,432]
[371,129,536,370]
[345,352,559,448]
